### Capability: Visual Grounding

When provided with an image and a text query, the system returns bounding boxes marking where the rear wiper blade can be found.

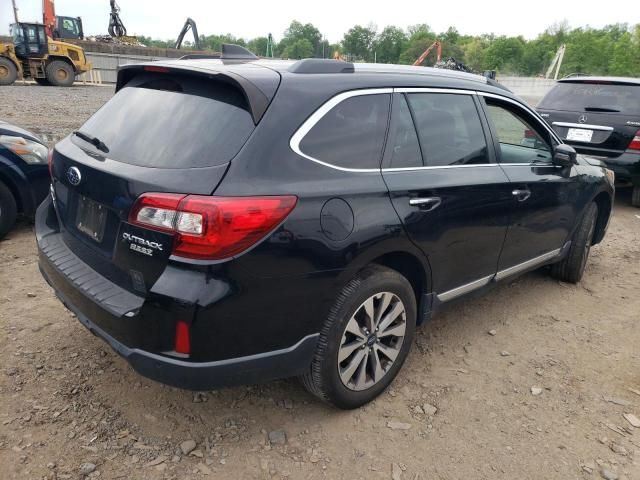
[584,106,621,113]
[73,130,109,153]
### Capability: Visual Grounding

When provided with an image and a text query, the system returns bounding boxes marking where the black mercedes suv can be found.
[36,47,614,408]
[537,76,640,206]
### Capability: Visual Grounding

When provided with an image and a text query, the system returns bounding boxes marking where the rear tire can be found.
[34,77,51,86]
[46,60,75,87]
[632,186,640,208]
[550,202,598,284]
[0,180,18,240]
[301,265,416,409]
[0,57,18,86]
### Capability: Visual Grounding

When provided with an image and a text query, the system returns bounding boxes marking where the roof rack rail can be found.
[289,59,355,74]
[178,44,258,61]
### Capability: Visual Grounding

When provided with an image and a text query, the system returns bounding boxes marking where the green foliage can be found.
[343,25,377,61]
[138,20,640,77]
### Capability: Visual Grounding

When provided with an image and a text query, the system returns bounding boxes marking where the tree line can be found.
[138,20,640,77]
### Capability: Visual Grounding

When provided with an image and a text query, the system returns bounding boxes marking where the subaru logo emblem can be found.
[578,114,588,124]
[66,166,82,186]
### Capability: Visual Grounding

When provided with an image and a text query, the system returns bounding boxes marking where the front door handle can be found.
[409,196,442,211]
[512,189,531,202]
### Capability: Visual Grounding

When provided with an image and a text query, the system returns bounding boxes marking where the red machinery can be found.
[413,41,442,66]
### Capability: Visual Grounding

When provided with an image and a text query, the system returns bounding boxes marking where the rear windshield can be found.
[539,82,640,115]
[77,74,255,168]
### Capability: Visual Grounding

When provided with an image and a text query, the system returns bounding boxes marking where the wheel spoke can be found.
[378,322,406,339]
[338,339,365,363]
[374,292,392,328]
[344,317,366,340]
[362,297,375,332]
[340,348,367,386]
[377,301,405,334]
[370,346,385,383]
[354,350,368,389]
[375,342,400,362]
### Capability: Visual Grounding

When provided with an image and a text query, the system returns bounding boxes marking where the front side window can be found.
[407,93,489,166]
[485,101,552,164]
[299,94,391,169]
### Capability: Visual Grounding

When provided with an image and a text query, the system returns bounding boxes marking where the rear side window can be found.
[407,93,489,166]
[299,94,390,169]
[539,82,640,115]
[77,74,255,169]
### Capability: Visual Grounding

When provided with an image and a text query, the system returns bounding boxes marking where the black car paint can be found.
[0,121,50,217]
[37,60,614,390]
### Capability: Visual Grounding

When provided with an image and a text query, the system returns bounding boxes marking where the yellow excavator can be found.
[0,2,91,87]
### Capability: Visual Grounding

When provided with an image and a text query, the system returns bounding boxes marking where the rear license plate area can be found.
[566,128,593,142]
[75,195,107,242]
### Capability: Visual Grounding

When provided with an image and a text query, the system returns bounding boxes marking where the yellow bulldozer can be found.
[0,22,91,87]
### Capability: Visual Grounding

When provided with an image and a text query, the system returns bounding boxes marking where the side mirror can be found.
[553,144,577,167]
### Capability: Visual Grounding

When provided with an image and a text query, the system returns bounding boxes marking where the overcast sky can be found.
[2,0,639,42]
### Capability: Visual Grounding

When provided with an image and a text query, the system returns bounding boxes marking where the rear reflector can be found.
[629,130,640,150]
[129,194,298,260]
[175,320,190,354]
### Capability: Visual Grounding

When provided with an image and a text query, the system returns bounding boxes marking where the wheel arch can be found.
[591,191,612,245]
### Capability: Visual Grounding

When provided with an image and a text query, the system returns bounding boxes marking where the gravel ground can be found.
[1,84,640,480]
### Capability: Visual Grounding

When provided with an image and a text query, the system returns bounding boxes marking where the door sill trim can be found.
[495,248,562,281]
[437,275,494,302]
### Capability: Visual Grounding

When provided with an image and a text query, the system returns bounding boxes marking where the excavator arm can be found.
[413,41,442,66]
[175,18,200,50]
[42,0,56,37]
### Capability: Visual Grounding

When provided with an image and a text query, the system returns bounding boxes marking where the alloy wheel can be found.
[337,292,407,391]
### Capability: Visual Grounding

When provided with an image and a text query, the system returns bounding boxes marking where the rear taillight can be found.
[48,149,54,177]
[628,130,640,150]
[129,193,298,260]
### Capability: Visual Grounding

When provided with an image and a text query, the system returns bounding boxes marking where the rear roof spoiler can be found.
[115,60,277,124]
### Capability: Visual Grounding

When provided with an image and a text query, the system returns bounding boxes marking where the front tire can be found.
[550,202,598,283]
[0,180,18,240]
[46,60,75,87]
[0,57,18,86]
[301,265,416,409]
[632,186,640,208]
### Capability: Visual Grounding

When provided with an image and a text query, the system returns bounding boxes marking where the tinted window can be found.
[386,95,422,168]
[408,93,489,166]
[77,74,255,169]
[486,102,552,164]
[539,82,640,115]
[300,94,390,169]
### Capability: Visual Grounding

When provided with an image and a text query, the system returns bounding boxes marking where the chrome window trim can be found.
[289,88,393,173]
[290,87,500,173]
[552,122,614,132]
[478,91,563,145]
[437,275,493,302]
[394,87,476,95]
[383,164,498,173]
[495,248,562,281]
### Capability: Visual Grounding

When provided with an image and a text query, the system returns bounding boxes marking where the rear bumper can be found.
[36,195,319,390]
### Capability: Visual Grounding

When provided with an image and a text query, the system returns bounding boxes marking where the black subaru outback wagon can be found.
[37,47,614,408]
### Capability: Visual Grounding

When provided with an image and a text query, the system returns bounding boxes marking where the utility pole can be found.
[12,0,19,23]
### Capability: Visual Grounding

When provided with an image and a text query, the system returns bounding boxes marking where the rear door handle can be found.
[409,197,442,211]
[512,189,531,202]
